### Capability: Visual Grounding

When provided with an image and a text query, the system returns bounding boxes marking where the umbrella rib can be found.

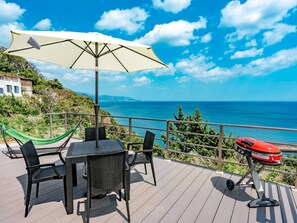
[7,39,70,54]
[121,45,168,67]
[96,43,107,58]
[69,41,92,69]
[104,44,129,72]
[98,46,122,58]
[69,40,95,57]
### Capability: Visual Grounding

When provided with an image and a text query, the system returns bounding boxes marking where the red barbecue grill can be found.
[226,137,282,208]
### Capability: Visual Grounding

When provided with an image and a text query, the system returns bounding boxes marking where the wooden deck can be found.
[0,144,297,223]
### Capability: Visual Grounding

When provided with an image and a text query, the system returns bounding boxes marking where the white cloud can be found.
[140,63,175,76]
[220,0,297,40]
[152,0,191,13]
[246,39,257,47]
[0,0,25,47]
[173,54,236,80]
[263,23,296,46]
[63,73,89,82]
[95,7,148,35]
[201,33,212,43]
[137,17,207,46]
[133,76,151,86]
[101,74,127,81]
[154,64,175,76]
[33,18,52,30]
[0,22,24,47]
[243,47,297,75]
[116,85,129,91]
[175,76,190,83]
[0,0,25,24]
[172,47,297,81]
[231,48,263,59]
[175,54,215,77]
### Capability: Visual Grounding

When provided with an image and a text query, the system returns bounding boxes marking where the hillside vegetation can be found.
[0,46,110,138]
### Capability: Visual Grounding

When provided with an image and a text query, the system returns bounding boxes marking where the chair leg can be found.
[124,188,131,222]
[144,163,147,174]
[63,178,67,208]
[150,160,157,186]
[36,183,39,198]
[25,179,32,217]
[119,190,122,201]
[87,193,91,223]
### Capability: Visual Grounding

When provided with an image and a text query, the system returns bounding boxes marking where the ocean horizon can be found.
[100,101,297,145]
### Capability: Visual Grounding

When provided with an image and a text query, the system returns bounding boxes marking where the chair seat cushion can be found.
[128,153,150,165]
[32,165,65,182]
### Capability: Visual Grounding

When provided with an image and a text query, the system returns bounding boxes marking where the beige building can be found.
[0,74,33,96]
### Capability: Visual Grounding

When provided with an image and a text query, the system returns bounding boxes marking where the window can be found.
[14,86,19,94]
[7,85,12,93]
[0,88,3,94]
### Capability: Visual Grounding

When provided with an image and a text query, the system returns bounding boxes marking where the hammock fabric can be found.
[1,123,78,145]
[1,121,81,159]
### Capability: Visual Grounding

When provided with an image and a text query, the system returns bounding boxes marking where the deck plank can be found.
[194,172,231,223]
[0,145,295,223]
[105,161,189,222]
[159,168,212,223]
[212,174,242,223]
[176,170,218,223]
[278,183,297,223]
[248,180,266,223]
[133,165,198,223]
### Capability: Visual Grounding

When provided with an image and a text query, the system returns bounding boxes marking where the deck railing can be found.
[47,112,297,188]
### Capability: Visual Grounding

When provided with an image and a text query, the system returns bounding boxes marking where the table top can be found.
[66,139,126,160]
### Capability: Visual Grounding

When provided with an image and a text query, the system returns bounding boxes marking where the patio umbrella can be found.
[5,30,167,147]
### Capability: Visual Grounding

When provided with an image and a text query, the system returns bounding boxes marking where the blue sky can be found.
[1,0,297,101]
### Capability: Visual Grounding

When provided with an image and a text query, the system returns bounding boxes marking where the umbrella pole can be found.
[95,42,99,148]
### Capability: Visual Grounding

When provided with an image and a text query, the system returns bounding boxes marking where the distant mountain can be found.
[76,92,139,102]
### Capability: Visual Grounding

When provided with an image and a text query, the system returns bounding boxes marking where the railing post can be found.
[64,113,67,131]
[49,113,53,138]
[295,166,297,190]
[165,120,170,160]
[79,114,82,140]
[217,125,223,174]
[129,118,132,143]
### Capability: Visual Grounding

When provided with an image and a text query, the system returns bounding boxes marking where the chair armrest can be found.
[38,151,65,164]
[127,142,143,150]
[28,163,63,177]
[125,161,130,171]
[129,150,154,166]
[27,163,55,170]
[38,151,61,157]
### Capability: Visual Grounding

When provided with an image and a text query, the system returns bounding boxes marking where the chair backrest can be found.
[87,151,126,196]
[143,131,155,150]
[20,140,40,175]
[143,131,155,158]
[85,127,107,141]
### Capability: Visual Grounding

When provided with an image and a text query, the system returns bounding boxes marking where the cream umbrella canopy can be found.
[5,30,168,147]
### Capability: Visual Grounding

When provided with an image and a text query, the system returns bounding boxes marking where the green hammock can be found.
[2,123,78,145]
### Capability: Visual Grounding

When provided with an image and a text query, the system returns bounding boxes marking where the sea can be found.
[100,101,297,146]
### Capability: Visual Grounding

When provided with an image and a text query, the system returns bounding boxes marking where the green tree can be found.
[164,106,235,159]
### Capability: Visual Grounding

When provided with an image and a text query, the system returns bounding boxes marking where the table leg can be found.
[72,164,77,187]
[66,161,73,214]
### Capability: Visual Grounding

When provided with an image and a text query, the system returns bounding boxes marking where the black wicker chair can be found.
[83,127,107,179]
[84,127,107,141]
[20,140,66,217]
[128,131,156,186]
[86,152,130,222]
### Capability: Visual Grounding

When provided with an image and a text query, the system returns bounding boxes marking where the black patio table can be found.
[65,139,127,214]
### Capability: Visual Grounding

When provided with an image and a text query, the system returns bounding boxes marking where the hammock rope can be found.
[2,123,78,145]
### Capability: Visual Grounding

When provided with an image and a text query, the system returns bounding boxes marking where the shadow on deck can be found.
[0,144,296,223]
